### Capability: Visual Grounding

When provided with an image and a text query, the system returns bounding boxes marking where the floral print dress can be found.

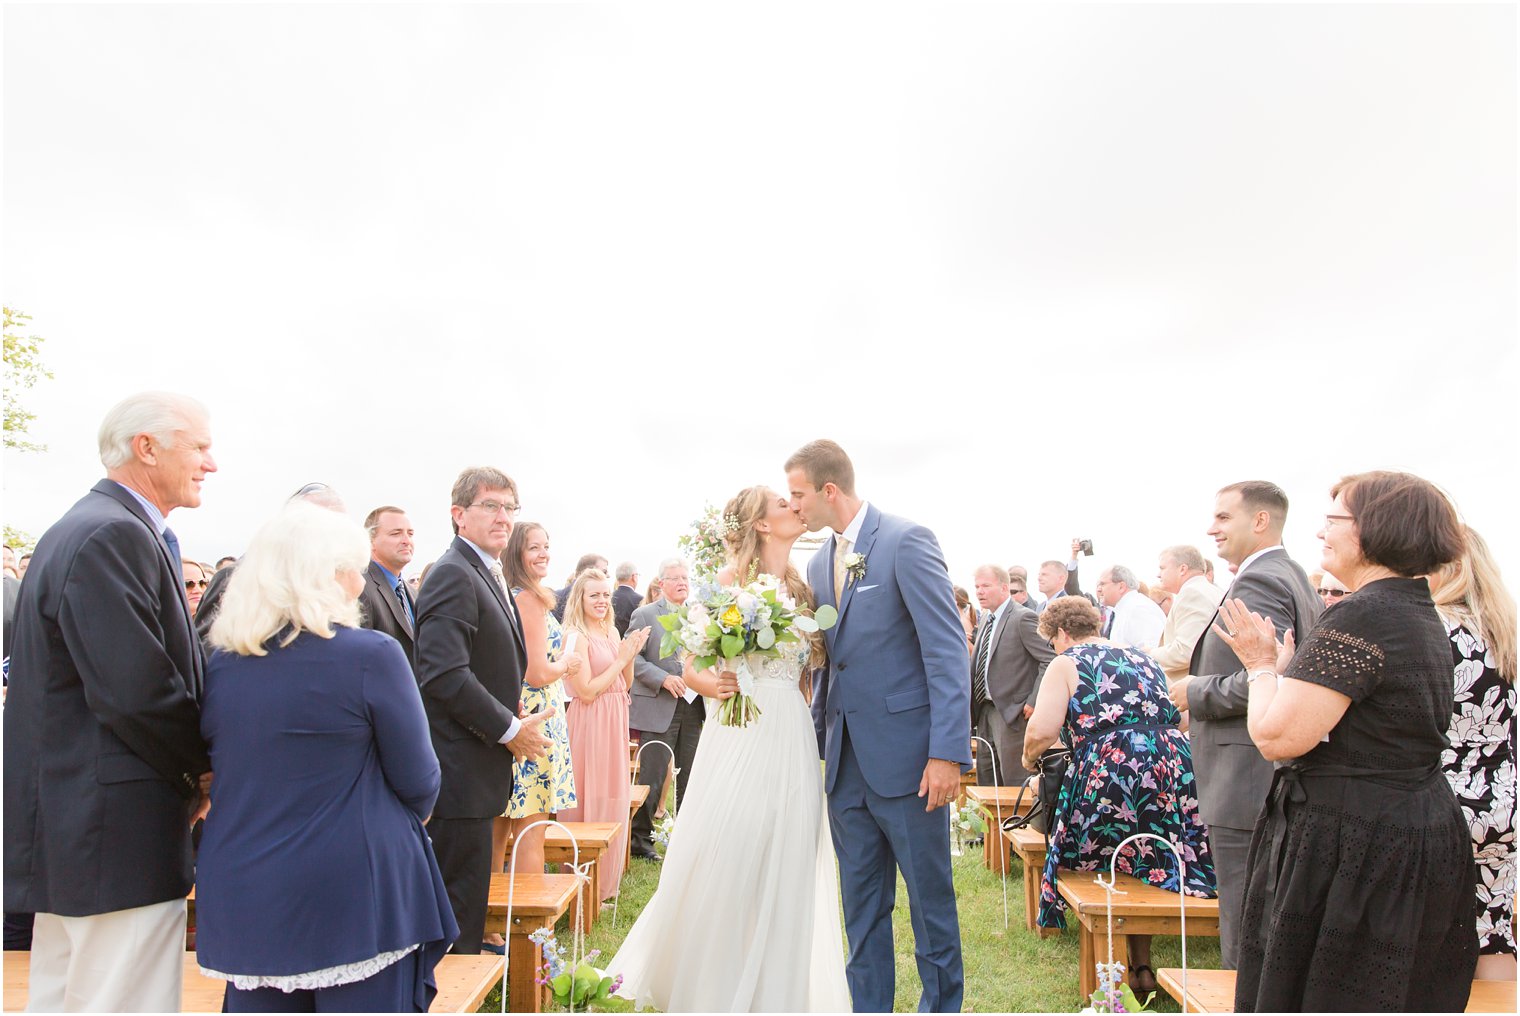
[1441,619,1516,956]
[1037,642,1216,929]
[506,601,577,817]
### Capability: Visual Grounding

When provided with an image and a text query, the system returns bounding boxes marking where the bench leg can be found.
[508,922,550,1013]
[1022,857,1039,931]
[572,860,599,934]
[1078,921,1096,1001]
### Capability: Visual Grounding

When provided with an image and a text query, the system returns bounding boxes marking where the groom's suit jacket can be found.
[809,504,971,798]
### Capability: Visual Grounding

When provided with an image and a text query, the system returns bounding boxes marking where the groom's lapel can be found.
[835,506,881,630]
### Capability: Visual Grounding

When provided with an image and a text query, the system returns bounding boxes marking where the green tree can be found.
[4,524,35,552]
[4,306,54,453]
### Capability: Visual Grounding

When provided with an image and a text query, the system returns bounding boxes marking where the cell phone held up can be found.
[1078,539,1094,556]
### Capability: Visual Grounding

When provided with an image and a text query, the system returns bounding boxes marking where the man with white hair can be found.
[3,391,215,1011]
[625,558,703,861]
[1144,545,1225,680]
[1096,564,1166,647]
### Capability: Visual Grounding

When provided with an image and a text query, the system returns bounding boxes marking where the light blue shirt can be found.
[373,561,412,626]
[112,481,167,535]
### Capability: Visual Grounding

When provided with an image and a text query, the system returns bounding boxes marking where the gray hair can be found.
[98,391,208,469]
[208,502,369,656]
[615,561,639,582]
[657,557,688,580]
[1107,564,1139,591]
[1160,544,1206,573]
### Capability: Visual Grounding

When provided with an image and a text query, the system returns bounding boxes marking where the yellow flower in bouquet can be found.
[720,604,744,629]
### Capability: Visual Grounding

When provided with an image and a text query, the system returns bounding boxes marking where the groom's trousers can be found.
[829,725,964,1013]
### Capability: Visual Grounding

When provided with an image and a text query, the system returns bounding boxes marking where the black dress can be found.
[1234,578,1479,1012]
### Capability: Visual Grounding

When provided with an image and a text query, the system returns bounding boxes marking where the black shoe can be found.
[631,847,662,861]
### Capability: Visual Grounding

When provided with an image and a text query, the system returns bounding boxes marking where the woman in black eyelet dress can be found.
[1233,577,1479,1012]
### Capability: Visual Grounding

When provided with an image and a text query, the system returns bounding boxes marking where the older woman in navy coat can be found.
[196,503,456,1012]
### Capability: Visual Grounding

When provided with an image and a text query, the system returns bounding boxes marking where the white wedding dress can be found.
[608,644,852,1013]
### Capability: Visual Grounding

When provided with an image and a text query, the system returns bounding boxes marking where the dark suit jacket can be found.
[977,600,1057,726]
[551,584,571,623]
[359,561,416,665]
[413,537,527,819]
[1188,547,1322,830]
[195,560,235,640]
[3,480,209,916]
[612,584,642,637]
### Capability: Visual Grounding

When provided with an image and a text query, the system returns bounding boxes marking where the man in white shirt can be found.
[1096,564,1166,647]
[1145,545,1225,680]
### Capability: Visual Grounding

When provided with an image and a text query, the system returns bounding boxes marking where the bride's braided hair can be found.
[721,485,827,682]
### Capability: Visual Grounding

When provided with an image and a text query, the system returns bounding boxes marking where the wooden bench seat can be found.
[962,784,1036,874]
[1054,871,1219,998]
[538,821,621,933]
[2,951,501,1013]
[483,872,582,1013]
[1156,967,1518,1013]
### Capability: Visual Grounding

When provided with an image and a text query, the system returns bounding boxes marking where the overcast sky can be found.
[3,2,1515,597]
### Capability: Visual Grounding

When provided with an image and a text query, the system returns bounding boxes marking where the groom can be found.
[786,439,970,1013]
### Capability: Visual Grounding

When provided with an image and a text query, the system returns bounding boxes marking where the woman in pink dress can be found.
[558,568,649,901]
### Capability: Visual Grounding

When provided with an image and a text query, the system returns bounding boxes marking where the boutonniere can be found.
[842,552,867,585]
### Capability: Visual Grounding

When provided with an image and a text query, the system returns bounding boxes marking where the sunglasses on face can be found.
[1317,588,1346,599]
[185,579,209,591]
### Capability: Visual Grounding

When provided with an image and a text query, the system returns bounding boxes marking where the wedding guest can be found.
[552,552,607,622]
[971,564,1055,785]
[954,585,978,655]
[215,555,237,573]
[1430,525,1516,980]
[613,562,642,636]
[1317,571,1349,610]
[641,576,662,606]
[358,505,418,665]
[197,503,456,1011]
[1146,545,1225,681]
[1096,564,1166,647]
[183,558,210,616]
[495,523,580,881]
[4,391,213,1011]
[1035,551,1082,613]
[627,558,704,862]
[1024,596,1215,995]
[1009,573,1037,610]
[3,545,19,579]
[557,569,647,900]
[1216,471,1476,1011]
[17,553,30,579]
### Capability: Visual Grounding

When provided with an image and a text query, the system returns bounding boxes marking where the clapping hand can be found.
[620,626,651,660]
[1212,598,1281,672]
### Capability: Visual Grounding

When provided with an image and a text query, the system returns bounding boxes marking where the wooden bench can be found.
[962,784,1036,875]
[626,782,650,866]
[2,951,501,1012]
[538,821,621,933]
[483,871,583,1013]
[1002,824,1057,935]
[1156,968,1518,1013]
[1054,871,1219,999]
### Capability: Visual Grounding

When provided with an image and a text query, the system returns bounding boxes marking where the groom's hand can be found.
[918,758,961,812]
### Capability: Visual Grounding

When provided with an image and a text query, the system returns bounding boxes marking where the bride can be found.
[608,486,852,1013]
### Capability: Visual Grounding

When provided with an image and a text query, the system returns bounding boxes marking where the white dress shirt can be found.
[459,536,523,747]
[1109,589,1166,648]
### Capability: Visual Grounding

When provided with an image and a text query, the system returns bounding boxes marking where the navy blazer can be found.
[809,505,972,798]
[195,627,455,976]
[3,479,207,916]
[413,537,527,819]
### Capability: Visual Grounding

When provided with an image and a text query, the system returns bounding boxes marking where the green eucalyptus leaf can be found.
[756,626,775,649]
[813,604,838,630]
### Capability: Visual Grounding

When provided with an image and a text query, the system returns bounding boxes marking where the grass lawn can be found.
[481,832,1219,1013]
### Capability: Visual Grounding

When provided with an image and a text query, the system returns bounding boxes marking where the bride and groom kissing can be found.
[609,439,972,1013]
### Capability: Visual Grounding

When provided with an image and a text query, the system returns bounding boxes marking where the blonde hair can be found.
[1430,526,1516,683]
[721,485,826,678]
[209,503,369,656]
[563,567,616,640]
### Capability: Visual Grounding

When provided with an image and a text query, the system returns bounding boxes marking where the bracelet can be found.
[1248,668,1278,685]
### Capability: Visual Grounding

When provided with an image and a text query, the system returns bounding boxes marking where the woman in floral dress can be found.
[484,522,579,943]
[1023,596,1215,993]
[1431,525,1516,980]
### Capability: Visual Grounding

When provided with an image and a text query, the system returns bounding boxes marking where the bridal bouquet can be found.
[657,575,837,727]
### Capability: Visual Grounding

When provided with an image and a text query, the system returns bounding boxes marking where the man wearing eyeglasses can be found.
[413,467,554,954]
[1169,480,1321,970]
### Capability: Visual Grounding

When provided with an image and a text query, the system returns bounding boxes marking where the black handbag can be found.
[1003,746,1072,836]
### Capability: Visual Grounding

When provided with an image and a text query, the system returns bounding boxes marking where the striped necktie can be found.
[833,537,852,603]
[971,613,994,709]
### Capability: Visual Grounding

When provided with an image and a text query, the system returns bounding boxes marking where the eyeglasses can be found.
[1324,514,1355,529]
[185,579,209,591]
[466,500,520,517]
[1317,587,1347,599]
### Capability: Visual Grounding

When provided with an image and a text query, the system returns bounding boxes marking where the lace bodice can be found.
[741,645,810,686]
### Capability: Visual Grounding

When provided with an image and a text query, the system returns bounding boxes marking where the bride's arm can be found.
[682,656,737,700]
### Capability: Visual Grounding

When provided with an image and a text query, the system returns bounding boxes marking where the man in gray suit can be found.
[1170,480,1321,969]
[970,564,1057,786]
[626,558,705,861]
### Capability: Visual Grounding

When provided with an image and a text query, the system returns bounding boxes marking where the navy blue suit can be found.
[196,627,456,1009]
[809,505,970,1012]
